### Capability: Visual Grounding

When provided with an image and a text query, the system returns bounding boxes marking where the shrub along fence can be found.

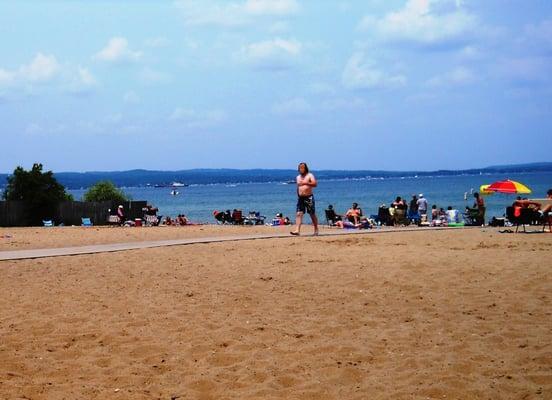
[0,200,147,227]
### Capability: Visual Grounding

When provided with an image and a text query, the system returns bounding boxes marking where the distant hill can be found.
[1,162,551,190]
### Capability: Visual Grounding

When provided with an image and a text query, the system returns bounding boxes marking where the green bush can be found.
[84,181,130,203]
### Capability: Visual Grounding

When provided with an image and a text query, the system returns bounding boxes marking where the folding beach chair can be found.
[43,220,54,227]
[325,209,341,226]
[144,214,160,226]
[81,217,93,227]
[108,215,121,226]
[506,206,533,233]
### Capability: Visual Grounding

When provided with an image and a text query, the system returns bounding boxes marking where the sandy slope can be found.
[0,229,551,399]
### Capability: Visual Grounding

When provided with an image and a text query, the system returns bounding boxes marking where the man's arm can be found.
[306,174,317,187]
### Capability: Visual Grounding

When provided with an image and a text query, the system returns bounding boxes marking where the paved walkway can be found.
[0,226,470,261]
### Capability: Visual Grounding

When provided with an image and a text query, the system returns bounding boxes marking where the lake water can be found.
[69,172,552,224]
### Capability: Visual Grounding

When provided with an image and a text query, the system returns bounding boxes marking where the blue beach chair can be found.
[81,217,93,227]
[43,220,54,227]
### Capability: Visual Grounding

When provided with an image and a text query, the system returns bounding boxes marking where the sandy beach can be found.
[0,227,551,399]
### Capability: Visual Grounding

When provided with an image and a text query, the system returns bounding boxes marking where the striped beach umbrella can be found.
[486,179,532,194]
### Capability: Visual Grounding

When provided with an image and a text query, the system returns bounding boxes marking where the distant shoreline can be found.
[1,162,551,190]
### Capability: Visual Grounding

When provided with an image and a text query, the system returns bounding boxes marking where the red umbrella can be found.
[486,179,532,194]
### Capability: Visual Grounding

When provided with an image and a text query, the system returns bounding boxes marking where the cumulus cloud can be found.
[169,107,227,128]
[342,52,406,90]
[174,0,299,28]
[358,0,476,48]
[271,97,311,116]
[240,38,301,69]
[94,37,142,63]
[0,53,60,89]
[66,66,98,94]
[19,53,60,82]
[426,66,477,87]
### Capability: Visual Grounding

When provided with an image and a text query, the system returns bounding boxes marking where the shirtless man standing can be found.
[290,162,319,236]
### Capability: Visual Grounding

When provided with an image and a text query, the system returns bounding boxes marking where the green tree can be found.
[2,163,73,225]
[84,181,130,203]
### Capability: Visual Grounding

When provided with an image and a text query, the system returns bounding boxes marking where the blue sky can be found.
[0,0,551,172]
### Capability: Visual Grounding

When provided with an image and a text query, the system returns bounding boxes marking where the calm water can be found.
[69,172,552,223]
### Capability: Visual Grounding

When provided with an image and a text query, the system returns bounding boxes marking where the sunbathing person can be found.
[345,203,362,224]
[336,217,372,229]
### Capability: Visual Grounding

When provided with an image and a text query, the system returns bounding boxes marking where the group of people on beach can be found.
[116,164,551,234]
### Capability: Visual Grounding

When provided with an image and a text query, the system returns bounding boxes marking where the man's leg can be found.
[310,212,319,234]
[292,212,304,235]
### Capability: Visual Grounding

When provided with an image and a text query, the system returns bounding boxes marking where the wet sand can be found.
[0,228,551,399]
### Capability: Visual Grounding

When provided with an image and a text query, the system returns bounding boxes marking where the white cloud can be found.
[272,97,311,116]
[240,37,301,69]
[174,0,299,28]
[169,107,227,128]
[0,53,60,90]
[94,37,142,63]
[358,0,476,48]
[19,53,60,82]
[66,66,98,94]
[342,52,406,90]
[426,66,477,87]
[123,91,140,104]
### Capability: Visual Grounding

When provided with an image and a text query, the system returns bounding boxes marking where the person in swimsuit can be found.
[291,162,319,236]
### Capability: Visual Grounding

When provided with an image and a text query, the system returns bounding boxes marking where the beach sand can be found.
[0,225,296,252]
[0,228,551,399]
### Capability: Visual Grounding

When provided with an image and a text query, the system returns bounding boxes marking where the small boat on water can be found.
[171,182,186,187]
[154,181,189,188]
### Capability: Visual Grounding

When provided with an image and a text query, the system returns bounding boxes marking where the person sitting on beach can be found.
[325,205,342,225]
[345,203,362,224]
[541,189,552,215]
[446,206,460,223]
[512,196,541,210]
[177,214,188,225]
[272,213,286,226]
[391,197,407,225]
[164,216,173,226]
[431,205,439,221]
